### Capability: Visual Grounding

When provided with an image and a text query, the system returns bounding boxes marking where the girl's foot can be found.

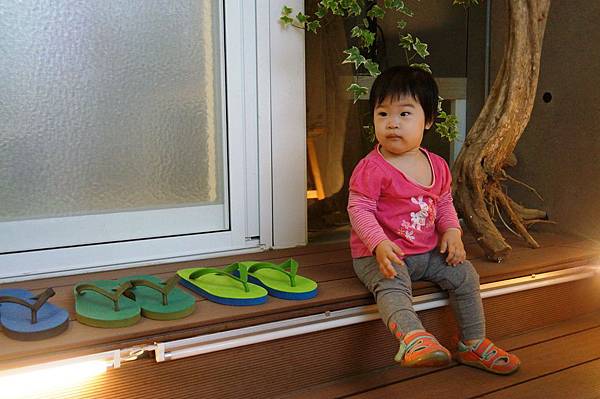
[395,330,451,367]
[455,338,521,375]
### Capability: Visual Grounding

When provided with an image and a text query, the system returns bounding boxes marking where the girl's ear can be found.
[425,119,434,130]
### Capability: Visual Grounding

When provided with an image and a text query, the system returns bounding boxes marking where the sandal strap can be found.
[0,288,55,324]
[469,338,510,364]
[189,265,250,292]
[75,282,132,311]
[405,333,437,354]
[245,259,298,287]
[124,276,180,305]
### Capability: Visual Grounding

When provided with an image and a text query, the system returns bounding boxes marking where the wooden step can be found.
[281,311,600,399]
[17,271,599,399]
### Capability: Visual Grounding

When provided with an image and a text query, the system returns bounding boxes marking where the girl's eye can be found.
[401,112,410,117]
[378,112,387,117]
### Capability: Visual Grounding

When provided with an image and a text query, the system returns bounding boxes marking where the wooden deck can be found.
[1,229,599,374]
[280,311,600,399]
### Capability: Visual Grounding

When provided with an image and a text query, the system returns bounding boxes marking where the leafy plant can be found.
[280,0,475,141]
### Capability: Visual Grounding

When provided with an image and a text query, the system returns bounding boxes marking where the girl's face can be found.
[373,95,433,157]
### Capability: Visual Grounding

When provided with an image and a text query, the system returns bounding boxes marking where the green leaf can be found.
[282,5,293,16]
[347,83,368,103]
[384,0,403,10]
[315,6,327,18]
[346,1,362,16]
[296,12,307,23]
[366,5,385,19]
[399,33,413,49]
[364,60,381,77]
[384,0,413,17]
[342,46,366,68]
[413,37,429,59]
[320,0,344,15]
[351,26,376,48]
[280,15,294,26]
[363,18,369,28]
[306,20,321,33]
[435,113,459,141]
[397,20,407,29]
[410,63,431,73]
[398,4,414,17]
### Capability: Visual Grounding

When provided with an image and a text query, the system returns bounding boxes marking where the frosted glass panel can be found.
[0,1,225,222]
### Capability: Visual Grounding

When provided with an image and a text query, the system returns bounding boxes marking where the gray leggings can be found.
[353,249,485,341]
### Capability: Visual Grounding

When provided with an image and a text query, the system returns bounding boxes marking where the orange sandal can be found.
[395,330,451,367]
[455,338,521,375]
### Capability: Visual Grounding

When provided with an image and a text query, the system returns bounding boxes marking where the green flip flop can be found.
[177,263,268,306]
[234,259,318,300]
[74,280,141,328]
[117,275,196,320]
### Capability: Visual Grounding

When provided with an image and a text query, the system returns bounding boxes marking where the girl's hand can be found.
[374,240,405,278]
[440,229,466,266]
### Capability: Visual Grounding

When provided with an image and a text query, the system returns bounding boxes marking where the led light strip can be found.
[0,350,121,398]
[155,264,600,362]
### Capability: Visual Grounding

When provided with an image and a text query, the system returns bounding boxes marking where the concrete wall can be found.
[490,1,600,241]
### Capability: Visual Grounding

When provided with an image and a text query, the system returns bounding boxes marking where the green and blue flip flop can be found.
[74,280,141,328]
[177,263,268,306]
[117,275,196,320]
[233,259,318,300]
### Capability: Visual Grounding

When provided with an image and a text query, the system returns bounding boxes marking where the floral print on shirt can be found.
[397,196,436,241]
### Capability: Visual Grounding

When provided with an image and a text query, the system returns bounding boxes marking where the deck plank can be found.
[480,359,600,399]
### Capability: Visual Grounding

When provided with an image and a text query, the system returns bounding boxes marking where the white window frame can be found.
[261,0,307,249]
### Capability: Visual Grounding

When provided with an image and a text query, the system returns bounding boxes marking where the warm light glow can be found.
[1,360,109,398]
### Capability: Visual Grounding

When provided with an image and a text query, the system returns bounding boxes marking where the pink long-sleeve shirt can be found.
[347,146,461,258]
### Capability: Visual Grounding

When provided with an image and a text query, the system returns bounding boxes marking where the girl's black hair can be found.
[369,65,439,125]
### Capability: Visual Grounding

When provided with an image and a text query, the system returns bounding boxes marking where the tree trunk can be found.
[452,0,551,262]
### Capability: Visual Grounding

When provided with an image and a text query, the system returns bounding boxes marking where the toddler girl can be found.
[347,65,520,374]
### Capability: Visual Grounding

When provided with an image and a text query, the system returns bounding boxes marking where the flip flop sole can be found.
[2,317,69,341]
[179,279,267,306]
[75,312,141,329]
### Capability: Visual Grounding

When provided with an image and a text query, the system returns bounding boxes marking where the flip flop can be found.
[234,259,318,300]
[177,263,268,306]
[74,280,141,328]
[0,288,69,341]
[117,275,196,320]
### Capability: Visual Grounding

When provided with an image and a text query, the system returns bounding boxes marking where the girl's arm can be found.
[347,190,389,253]
[348,191,404,278]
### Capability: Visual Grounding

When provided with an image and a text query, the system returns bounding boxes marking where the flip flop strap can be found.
[0,288,55,324]
[246,259,298,287]
[189,267,250,292]
[75,282,132,311]
[126,276,180,305]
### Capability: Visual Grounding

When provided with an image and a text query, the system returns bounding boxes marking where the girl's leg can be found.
[353,256,423,338]
[353,255,451,367]
[418,250,485,341]
[420,250,520,374]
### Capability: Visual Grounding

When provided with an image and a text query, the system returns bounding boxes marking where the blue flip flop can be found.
[0,288,69,341]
